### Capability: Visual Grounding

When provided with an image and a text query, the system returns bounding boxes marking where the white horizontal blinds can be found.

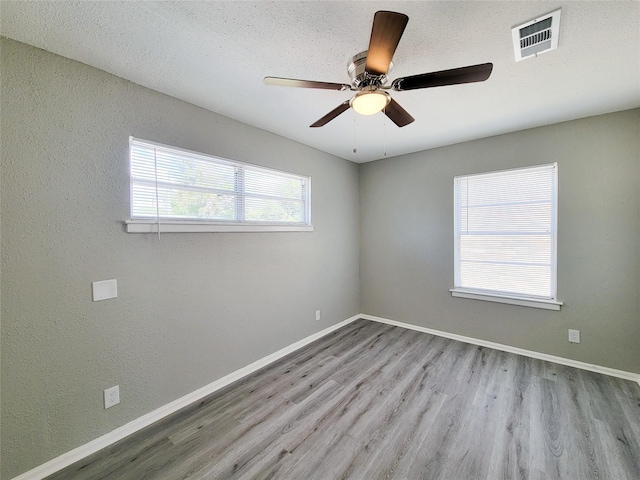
[131,141,236,220]
[243,166,307,223]
[130,138,310,224]
[455,163,557,299]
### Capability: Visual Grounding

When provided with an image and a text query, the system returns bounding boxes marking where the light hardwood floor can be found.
[46,319,640,480]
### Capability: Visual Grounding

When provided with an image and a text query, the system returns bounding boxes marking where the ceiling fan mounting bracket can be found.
[348,51,390,89]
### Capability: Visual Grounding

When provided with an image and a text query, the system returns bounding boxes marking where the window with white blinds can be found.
[127,138,312,233]
[452,163,561,310]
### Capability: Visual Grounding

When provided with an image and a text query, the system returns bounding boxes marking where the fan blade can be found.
[310,101,351,128]
[391,63,493,91]
[384,98,415,127]
[365,11,409,76]
[264,77,351,91]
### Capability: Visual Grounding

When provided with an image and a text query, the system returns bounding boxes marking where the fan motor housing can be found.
[348,51,391,88]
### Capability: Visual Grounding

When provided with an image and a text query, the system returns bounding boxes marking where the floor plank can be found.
[46,319,640,480]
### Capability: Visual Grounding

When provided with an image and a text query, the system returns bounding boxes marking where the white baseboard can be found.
[12,312,639,479]
[360,314,640,385]
[11,314,361,480]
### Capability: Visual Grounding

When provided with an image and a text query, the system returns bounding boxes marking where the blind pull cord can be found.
[153,147,160,239]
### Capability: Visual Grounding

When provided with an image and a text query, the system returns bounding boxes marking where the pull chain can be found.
[383,106,387,157]
[352,110,357,154]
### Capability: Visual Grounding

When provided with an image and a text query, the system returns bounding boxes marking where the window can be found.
[126,138,312,233]
[451,163,562,310]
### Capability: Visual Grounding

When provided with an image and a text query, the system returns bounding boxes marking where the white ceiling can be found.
[2,1,639,163]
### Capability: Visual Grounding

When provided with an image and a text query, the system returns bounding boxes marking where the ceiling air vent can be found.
[512,9,561,62]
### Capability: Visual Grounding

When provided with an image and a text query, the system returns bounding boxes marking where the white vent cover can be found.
[512,9,562,61]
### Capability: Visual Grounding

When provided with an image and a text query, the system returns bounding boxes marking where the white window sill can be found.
[450,288,563,311]
[125,220,314,233]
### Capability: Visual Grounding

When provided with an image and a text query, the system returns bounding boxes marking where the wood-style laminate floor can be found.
[47,319,640,480]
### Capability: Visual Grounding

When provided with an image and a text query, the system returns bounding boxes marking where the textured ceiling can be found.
[2,1,639,163]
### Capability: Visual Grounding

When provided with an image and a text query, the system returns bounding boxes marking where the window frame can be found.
[450,163,562,310]
[126,138,313,233]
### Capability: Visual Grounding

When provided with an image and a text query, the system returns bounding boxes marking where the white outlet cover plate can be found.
[104,385,120,409]
[93,279,117,301]
[568,329,581,343]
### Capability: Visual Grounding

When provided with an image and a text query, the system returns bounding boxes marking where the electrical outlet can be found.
[104,385,120,409]
[568,329,581,344]
[315,310,321,322]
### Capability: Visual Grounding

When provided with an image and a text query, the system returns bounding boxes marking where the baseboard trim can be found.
[11,314,361,480]
[360,314,640,385]
[12,312,639,479]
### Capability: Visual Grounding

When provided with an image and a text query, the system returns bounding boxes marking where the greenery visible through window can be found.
[129,138,310,226]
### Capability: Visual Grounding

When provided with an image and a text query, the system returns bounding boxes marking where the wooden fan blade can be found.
[384,98,415,127]
[310,101,351,128]
[365,11,409,76]
[264,77,351,91]
[391,63,493,91]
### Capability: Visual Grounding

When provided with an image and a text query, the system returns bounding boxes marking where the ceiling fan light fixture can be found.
[265,11,493,129]
[351,90,390,116]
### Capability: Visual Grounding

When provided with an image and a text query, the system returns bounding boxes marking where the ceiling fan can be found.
[264,11,493,128]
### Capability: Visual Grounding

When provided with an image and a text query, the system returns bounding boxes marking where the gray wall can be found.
[360,108,640,374]
[2,36,639,480]
[1,39,360,479]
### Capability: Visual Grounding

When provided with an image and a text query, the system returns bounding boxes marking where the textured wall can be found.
[0,39,360,479]
[360,108,640,374]
[3,34,639,480]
